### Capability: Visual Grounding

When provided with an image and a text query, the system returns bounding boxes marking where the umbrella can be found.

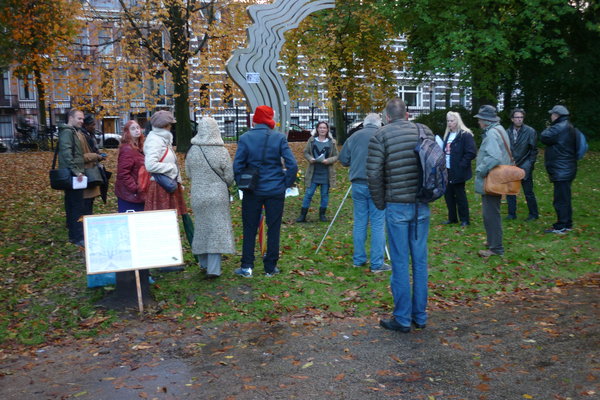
[98,164,112,204]
[181,213,199,262]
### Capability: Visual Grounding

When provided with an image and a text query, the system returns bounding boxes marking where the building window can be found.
[91,0,118,9]
[53,70,69,101]
[398,85,421,107]
[18,76,36,100]
[0,116,12,140]
[128,68,144,100]
[2,72,9,96]
[75,29,90,56]
[80,69,92,96]
[98,29,113,56]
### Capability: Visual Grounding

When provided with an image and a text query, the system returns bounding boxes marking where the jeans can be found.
[506,175,538,218]
[64,188,84,243]
[351,183,385,268]
[444,182,469,223]
[482,194,503,254]
[301,182,329,209]
[385,202,430,327]
[552,180,573,229]
[241,192,285,273]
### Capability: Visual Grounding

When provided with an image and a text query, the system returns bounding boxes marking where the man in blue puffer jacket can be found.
[540,105,578,234]
[233,105,298,277]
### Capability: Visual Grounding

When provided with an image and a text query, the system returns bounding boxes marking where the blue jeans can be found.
[385,203,430,327]
[301,182,329,209]
[351,183,385,268]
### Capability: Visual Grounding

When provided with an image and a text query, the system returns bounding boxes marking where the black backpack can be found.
[414,123,447,203]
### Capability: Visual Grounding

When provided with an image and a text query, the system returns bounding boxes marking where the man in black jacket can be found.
[367,98,434,333]
[540,105,578,234]
[505,108,539,221]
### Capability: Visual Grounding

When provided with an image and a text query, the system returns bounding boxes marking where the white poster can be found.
[84,210,183,274]
[246,72,260,83]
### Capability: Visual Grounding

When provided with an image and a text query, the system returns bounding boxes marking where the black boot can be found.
[319,207,328,222]
[296,207,308,223]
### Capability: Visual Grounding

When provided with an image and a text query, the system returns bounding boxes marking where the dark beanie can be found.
[253,105,275,129]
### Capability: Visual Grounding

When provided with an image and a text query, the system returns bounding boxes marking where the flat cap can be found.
[548,105,569,116]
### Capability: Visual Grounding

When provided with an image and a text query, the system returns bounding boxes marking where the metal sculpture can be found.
[225,0,335,133]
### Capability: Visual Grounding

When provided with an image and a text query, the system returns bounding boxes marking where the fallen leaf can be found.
[301,361,313,369]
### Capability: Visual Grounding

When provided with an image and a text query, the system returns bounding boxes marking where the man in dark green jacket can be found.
[58,109,85,247]
[367,98,434,333]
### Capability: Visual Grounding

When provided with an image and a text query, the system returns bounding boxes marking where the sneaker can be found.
[371,263,392,273]
[505,214,517,220]
[352,263,366,268]
[525,215,538,221]
[478,249,503,258]
[544,227,567,234]
[379,318,411,333]
[264,267,281,277]
[234,267,253,278]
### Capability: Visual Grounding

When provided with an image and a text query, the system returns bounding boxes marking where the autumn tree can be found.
[117,0,252,152]
[282,0,403,143]
[0,0,83,131]
[386,0,575,113]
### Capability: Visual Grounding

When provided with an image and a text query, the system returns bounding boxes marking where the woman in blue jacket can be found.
[441,111,477,226]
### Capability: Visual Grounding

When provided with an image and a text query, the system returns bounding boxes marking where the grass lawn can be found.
[0,146,598,346]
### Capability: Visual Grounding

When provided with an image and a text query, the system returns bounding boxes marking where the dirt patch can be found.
[1,280,598,399]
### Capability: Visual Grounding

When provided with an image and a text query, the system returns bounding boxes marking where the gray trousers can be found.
[199,253,222,276]
[482,195,504,254]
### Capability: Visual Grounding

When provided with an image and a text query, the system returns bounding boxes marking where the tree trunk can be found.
[34,69,47,131]
[172,70,192,153]
[331,95,346,144]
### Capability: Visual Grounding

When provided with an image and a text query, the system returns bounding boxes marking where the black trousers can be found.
[552,180,573,229]
[64,188,84,243]
[444,182,469,223]
[506,175,538,218]
[241,192,285,273]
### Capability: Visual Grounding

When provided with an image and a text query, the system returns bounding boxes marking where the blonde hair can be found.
[444,111,472,140]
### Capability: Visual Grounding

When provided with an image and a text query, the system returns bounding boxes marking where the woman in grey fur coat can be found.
[185,117,235,277]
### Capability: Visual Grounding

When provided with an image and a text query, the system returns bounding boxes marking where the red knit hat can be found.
[252,105,275,129]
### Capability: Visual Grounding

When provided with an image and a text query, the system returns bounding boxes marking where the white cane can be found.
[315,185,352,254]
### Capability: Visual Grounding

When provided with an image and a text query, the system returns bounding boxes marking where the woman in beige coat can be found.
[185,118,235,278]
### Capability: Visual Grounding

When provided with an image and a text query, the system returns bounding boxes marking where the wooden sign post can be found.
[83,210,184,314]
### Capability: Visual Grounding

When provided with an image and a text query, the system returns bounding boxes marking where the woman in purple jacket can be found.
[114,120,146,212]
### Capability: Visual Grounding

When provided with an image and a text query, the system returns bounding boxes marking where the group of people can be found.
[57,99,582,331]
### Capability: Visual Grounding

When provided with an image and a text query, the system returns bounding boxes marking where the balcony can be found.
[0,94,18,109]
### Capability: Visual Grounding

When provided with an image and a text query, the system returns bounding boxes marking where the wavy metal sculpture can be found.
[225,0,335,133]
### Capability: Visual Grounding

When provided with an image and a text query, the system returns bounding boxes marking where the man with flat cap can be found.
[540,105,578,234]
[473,105,511,257]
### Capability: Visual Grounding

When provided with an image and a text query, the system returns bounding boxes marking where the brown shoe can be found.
[478,249,502,258]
